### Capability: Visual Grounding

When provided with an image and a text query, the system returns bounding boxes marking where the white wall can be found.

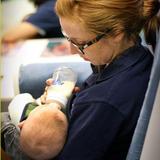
[2,0,35,35]
[140,82,160,160]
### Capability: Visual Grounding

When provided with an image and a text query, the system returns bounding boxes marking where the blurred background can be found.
[1,0,35,35]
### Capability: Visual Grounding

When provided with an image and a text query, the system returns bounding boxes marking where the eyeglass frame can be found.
[62,28,112,55]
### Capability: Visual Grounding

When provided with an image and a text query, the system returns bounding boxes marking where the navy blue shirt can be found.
[56,42,153,160]
[26,0,62,38]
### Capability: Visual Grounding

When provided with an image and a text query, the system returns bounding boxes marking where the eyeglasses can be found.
[62,28,111,55]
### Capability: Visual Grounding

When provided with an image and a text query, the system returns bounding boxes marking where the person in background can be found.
[2,0,62,44]
[40,0,158,159]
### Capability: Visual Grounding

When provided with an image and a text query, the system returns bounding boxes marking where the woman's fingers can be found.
[46,78,53,86]
[73,86,80,93]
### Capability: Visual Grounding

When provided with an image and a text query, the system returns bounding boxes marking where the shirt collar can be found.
[90,39,150,83]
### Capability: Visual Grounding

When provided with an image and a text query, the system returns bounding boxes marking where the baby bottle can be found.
[46,66,77,107]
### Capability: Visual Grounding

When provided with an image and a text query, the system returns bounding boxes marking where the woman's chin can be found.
[81,56,90,61]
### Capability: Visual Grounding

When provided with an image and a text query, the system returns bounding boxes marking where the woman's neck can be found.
[113,37,136,61]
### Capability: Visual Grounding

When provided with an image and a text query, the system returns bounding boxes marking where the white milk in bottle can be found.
[46,67,77,107]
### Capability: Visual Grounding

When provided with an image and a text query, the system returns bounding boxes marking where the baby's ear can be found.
[18,121,25,130]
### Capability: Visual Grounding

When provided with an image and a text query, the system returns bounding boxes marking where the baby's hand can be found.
[40,78,53,104]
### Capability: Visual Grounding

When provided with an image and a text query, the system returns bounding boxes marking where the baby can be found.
[5,93,68,160]
[3,67,77,159]
[19,103,68,160]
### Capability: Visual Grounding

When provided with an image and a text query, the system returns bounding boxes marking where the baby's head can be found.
[19,104,68,160]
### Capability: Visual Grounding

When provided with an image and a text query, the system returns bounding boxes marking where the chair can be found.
[126,32,160,160]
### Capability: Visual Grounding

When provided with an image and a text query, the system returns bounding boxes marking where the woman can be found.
[2,0,159,159]
[46,0,159,159]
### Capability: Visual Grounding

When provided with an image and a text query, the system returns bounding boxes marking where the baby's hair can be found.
[20,106,68,160]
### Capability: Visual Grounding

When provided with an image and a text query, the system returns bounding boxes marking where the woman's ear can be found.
[113,32,124,43]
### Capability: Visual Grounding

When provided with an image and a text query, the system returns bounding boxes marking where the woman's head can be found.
[55,0,159,65]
